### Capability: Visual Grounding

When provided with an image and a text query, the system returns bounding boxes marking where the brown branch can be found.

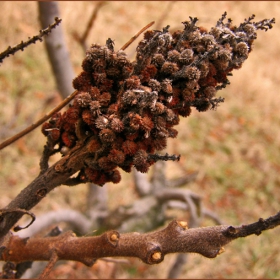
[0,90,79,151]
[0,17,62,64]
[0,137,93,240]
[120,21,155,51]
[1,212,280,266]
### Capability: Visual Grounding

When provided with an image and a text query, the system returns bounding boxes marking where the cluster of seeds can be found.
[42,13,275,186]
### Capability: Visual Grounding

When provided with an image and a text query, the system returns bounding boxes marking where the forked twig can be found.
[120,21,155,51]
[0,90,79,151]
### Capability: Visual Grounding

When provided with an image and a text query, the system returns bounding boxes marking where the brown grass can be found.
[0,1,280,278]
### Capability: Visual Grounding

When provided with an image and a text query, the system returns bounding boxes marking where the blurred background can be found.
[0,1,280,278]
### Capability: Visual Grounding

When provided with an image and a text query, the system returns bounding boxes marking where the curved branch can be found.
[1,212,280,265]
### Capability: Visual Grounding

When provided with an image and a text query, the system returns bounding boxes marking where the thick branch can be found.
[1,212,280,265]
[0,139,92,240]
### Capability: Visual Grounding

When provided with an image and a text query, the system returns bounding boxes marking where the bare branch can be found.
[0,17,62,64]
[1,212,280,265]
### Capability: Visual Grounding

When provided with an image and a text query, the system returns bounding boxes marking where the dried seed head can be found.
[84,168,99,183]
[185,66,201,80]
[218,49,232,61]
[110,118,124,132]
[72,71,92,92]
[82,109,95,125]
[99,129,116,143]
[125,76,141,89]
[93,72,107,84]
[140,116,154,136]
[76,92,92,108]
[148,79,161,92]
[204,86,216,98]
[89,86,101,99]
[152,53,165,67]
[161,79,173,94]
[98,156,117,170]
[235,42,249,57]
[242,24,256,36]
[153,136,167,150]
[61,131,76,147]
[65,107,80,124]
[122,140,138,156]
[108,149,125,165]
[186,80,199,91]
[122,90,138,106]
[99,92,111,107]
[167,50,181,62]
[133,149,148,166]
[198,61,209,78]
[182,88,195,102]
[129,113,142,131]
[108,169,121,184]
[41,122,52,136]
[179,49,194,64]
[161,61,179,75]
[95,116,109,129]
[152,102,166,115]
[89,101,101,116]
[168,128,178,138]
[49,128,60,142]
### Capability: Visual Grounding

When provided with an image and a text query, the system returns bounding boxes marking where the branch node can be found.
[177,220,188,230]
[106,231,120,247]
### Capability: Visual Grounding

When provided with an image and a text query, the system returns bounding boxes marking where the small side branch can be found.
[0,17,62,64]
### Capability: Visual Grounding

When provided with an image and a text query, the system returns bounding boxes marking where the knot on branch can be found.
[106,230,120,247]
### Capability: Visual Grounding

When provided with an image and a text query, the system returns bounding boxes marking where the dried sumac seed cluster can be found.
[42,13,275,186]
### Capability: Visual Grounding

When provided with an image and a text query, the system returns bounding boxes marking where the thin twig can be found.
[120,21,155,51]
[0,90,79,151]
[80,2,107,46]
[0,17,62,64]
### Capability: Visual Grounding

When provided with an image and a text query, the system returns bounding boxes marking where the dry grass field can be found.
[0,1,280,278]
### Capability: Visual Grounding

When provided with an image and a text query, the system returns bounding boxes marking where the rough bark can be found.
[1,212,280,266]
